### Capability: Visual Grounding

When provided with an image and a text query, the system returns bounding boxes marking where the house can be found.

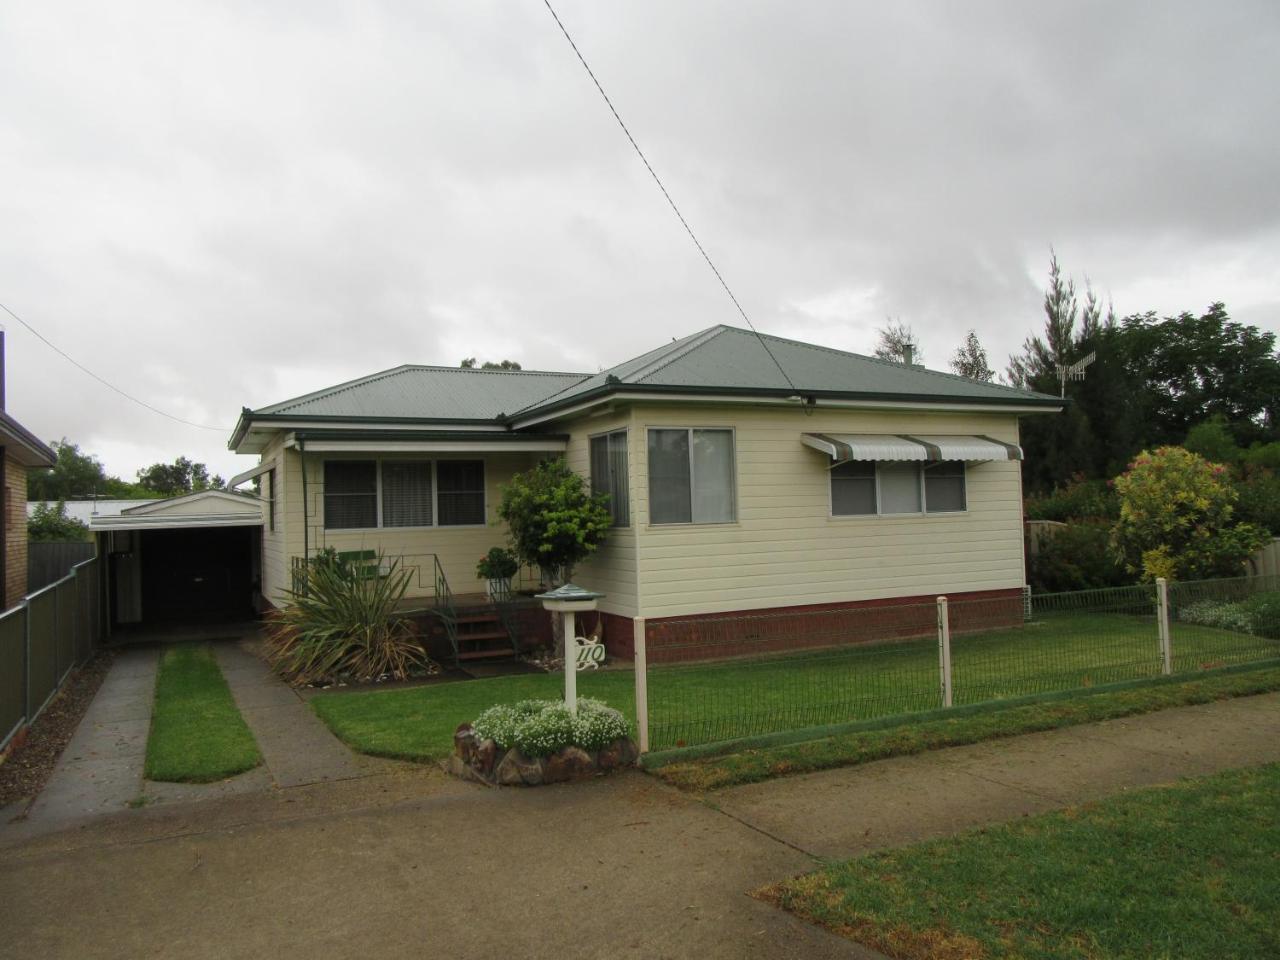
[0,334,57,608]
[228,325,1061,659]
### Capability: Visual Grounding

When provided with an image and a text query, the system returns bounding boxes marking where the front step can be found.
[457,648,517,661]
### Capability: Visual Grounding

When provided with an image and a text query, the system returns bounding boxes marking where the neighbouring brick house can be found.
[0,336,57,608]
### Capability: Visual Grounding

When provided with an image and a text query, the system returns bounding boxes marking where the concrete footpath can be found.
[0,693,1277,960]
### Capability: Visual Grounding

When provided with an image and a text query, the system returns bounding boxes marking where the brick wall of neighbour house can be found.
[641,587,1025,665]
[4,456,27,609]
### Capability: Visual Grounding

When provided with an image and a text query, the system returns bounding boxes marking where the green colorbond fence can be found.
[0,556,101,751]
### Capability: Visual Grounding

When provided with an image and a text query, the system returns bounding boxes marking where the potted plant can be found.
[477,547,520,600]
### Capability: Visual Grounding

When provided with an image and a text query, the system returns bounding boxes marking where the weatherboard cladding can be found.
[243,325,1058,428]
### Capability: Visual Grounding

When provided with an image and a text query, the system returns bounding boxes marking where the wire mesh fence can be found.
[641,576,1280,753]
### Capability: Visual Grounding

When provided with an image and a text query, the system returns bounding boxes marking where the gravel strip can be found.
[0,650,118,814]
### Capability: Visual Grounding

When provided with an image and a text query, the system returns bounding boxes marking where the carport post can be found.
[1156,577,1172,675]
[936,596,953,708]
[633,617,648,754]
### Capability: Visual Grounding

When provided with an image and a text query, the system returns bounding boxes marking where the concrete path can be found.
[214,641,366,789]
[20,647,158,826]
[1,692,1276,959]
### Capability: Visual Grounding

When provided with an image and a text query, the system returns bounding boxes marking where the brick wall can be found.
[643,588,1025,665]
[4,456,27,609]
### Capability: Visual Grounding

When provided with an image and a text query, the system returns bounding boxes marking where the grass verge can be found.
[652,665,1280,791]
[760,763,1280,960]
[144,644,262,783]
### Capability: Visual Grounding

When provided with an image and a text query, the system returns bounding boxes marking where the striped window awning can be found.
[801,433,1023,463]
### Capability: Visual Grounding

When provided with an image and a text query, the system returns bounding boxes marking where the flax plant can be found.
[267,554,431,685]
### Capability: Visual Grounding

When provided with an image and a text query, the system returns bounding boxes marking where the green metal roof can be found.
[511,325,1060,418]
[232,326,1059,449]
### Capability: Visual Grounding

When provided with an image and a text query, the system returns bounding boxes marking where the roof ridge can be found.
[733,325,1052,399]
[258,363,587,415]
[629,325,729,383]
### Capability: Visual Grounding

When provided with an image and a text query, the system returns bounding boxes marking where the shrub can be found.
[496,458,612,584]
[267,554,431,685]
[1177,599,1255,635]
[1235,469,1280,536]
[1028,521,1129,592]
[471,697,630,757]
[27,501,90,542]
[1242,592,1280,640]
[476,547,520,580]
[1025,475,1119,523]
[1111,446,1270,582]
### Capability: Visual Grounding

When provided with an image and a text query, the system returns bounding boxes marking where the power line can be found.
[539,0,798,392]
[0,301,229,432]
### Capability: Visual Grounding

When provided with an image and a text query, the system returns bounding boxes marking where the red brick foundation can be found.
[641,588,1025,665]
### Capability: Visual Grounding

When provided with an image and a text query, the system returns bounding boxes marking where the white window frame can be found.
[645,426,738,526]
[322,457,487,531]
[589,428,630,528]
[828,460,968,519]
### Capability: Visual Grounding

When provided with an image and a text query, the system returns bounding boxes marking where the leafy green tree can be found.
[497,458,612,584]
[27,439,140,501]
[1110,446,1268,581]
[1183,415,1243,465]
[1116,304,1280,449]
[137,457,225,495]
[949,330,994,381]
[27,501,90,542]
[873,319,922,365]
[460,358,522,370]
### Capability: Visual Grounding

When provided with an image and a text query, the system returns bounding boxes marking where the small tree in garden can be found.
[1110,446,1268,582]
[498,458,612,657]
[28,501,90,541]
[498,458,612,584]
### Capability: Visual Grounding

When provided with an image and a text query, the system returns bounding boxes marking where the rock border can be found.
[448,723,639,786]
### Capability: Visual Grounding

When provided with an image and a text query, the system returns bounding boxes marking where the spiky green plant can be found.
[267,554,432,685]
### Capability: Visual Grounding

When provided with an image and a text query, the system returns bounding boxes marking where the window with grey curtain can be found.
[830,461,876,515]
[590,431,630,526]
[878,462,922,514]
[324,460,377,529]
[647,428,735,524]
[437,460,485,525]
[381,460,433,527]
[925,461,966,513]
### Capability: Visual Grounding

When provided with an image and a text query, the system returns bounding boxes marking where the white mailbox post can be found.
[535,583,605,714]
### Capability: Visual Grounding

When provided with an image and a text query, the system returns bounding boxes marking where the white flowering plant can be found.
[470,697,631,757]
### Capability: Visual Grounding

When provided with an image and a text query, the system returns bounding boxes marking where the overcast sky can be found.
[2,1,1278,484]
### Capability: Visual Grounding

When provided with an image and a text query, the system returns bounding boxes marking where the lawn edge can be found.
[649,661,1280,792]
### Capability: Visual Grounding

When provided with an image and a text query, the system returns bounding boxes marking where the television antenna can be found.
[1056,351,1096,398]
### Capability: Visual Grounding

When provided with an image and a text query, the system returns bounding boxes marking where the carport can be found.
[88,491,265,637]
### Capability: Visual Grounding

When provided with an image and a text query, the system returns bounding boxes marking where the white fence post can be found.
[1156,577,1172,676]
[563,610,577,713]
[936,596,953,708]
[633,617,649,754]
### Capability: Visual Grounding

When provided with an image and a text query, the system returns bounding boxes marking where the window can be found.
[829,461,966,516]
[266,468,276,532]
[322,459,485,529]
[647,428,736,524]
[590,430,630,526]
[324,460,377,529]
[382,460,432,527]
[437,460,485,526]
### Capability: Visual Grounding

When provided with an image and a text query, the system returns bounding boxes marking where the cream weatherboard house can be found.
[229,325,1060,660]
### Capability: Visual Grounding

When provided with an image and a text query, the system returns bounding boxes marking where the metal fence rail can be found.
[0,556,102,752]
[636,575,1280,754]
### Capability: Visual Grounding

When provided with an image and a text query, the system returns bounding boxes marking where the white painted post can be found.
[564,609,578,713]
[1156,577,1172,676]
[633,617,649,754]
[937,596,953,708]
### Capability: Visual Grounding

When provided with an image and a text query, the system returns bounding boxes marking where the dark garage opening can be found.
[119,527,258,626]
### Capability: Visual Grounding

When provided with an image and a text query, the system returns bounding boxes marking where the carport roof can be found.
[89,490,265,531]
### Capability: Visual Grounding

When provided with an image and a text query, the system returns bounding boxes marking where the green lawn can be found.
[145,644,262,783]
[310,612,1278,760]
[763,763,1280,960]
